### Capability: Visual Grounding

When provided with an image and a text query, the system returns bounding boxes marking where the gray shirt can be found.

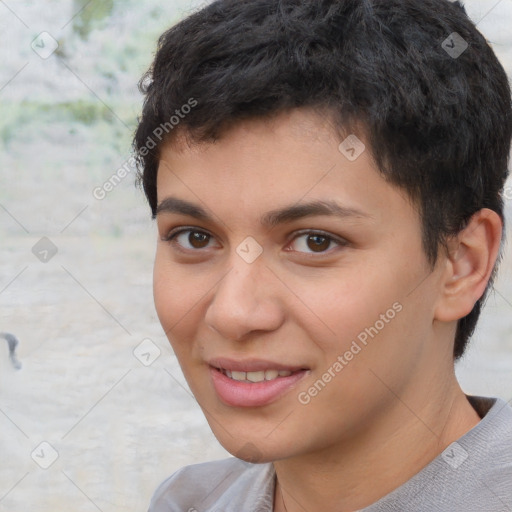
[148,396,512,511]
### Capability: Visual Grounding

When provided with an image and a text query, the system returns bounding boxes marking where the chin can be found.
[211,426,299,464]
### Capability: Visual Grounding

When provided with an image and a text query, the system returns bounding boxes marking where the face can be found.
[153,109,445,463]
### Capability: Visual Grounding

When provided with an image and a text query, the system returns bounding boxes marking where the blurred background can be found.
[0,1,511,510]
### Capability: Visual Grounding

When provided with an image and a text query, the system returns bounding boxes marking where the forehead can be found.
[155,109,414,228]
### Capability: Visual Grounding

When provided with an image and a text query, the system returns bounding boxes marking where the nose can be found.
[204,256,285,341]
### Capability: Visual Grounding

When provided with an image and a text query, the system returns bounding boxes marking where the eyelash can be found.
[162,227,347,256]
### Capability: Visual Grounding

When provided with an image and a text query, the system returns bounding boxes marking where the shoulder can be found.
[462,396,512,478]
[365,396,512,512]
[436,398,512,509]
[148,457,275,512]
[464,396,512,458]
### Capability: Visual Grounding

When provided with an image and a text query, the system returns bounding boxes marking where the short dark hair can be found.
[134,0,512,359]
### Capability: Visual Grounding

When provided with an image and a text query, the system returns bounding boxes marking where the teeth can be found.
[231,371,247,381]
[247,371,265,383]
[224,369,294,382]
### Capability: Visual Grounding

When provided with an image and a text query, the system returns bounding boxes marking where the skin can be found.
[153,108,502,511]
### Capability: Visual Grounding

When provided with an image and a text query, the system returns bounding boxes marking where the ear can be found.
[434,208,503,322]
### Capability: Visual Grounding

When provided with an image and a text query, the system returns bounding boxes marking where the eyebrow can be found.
[155,197,370,227]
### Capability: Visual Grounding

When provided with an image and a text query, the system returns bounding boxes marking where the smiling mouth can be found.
[218,368,302,383]
[209,363,310,407]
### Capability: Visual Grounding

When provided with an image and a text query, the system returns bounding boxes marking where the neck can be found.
[273,375,480,512]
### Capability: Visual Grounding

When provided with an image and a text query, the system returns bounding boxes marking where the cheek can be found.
[292,256,429,384]
[153,255,198,343]
[290,266,399,348]
[153,252,217,368]
[153,259,176,328]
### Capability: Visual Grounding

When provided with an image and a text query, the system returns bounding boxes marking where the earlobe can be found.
[434,208,503,323]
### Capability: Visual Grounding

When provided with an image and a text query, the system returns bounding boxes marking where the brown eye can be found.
[306,234,330,252]
[288,231,344,254]
[188,231,210,248]
[165,228,218,251]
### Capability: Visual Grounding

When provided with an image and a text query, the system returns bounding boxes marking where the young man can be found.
[134,0,512,510]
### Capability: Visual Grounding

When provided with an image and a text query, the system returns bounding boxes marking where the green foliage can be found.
[0,100,134,153]
[1,100,109,127]
[72,0,115,40]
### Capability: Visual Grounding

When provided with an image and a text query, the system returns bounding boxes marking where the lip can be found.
[208,357,306,373]
[208,358,310,408]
